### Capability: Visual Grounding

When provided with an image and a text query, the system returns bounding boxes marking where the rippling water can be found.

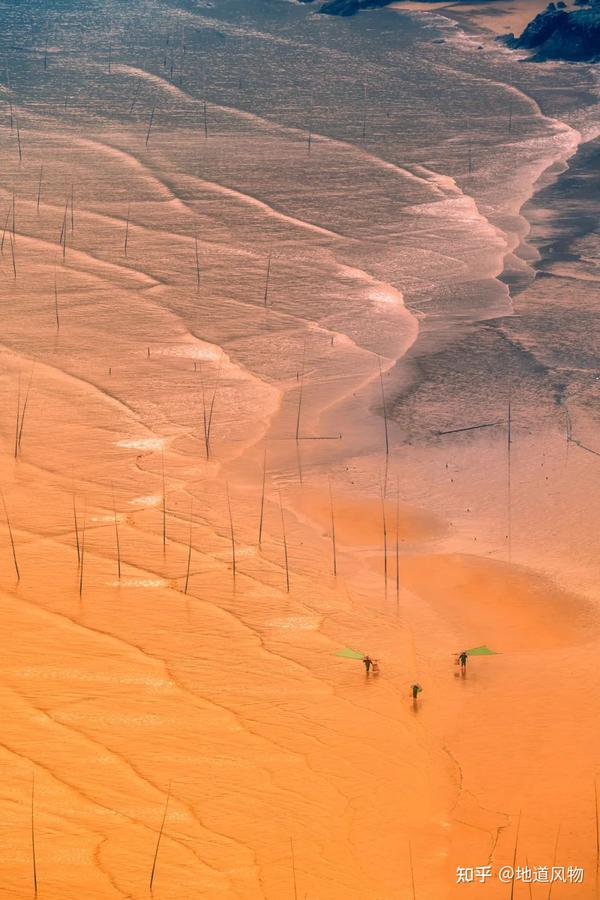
[1,2,599,896]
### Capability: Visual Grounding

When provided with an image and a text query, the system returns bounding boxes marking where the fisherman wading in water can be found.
[363,655,373,674]
[458,651,468,674]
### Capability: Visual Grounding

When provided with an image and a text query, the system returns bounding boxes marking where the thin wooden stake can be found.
[31,772,38,898]
[1,200,13,253]
[509,811,521,900]
[15,116,22,162]
[258,447,267,547]
[59,196,68,261]
[37,165,43,213]
[595,780,599,898]
[328,477,337,577]
[161,452,167,548]
[205,362,221,458]
[203,100,208,139]
[361,82,367,143]
[124,202,130,257]
[226,482,236,580]
[9,230,16,279]
[295,341,306,442]
[112,488,121,579]
[72,494,80,565]
[279,489,290,593]
[129,79,142,114]
[1,491,19,580]
[380,478,388,587]
[199,362,209,458]
[184,500,193,594]
[52,275,60,329]
[194,229,200,292]
[263,251,271,307]
[18,367,34,450]
[14,375,21,459]
[79,504,86,597]
[378,356,389,457]
[408,841,416,900]
[547,824,561,900]
[507,384,512,562]
[290,836,298,900]
[149,782,171,891]
[145,104,156,148]
[395,478,400,605]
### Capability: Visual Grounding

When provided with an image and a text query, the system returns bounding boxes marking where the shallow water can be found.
[1,1,600,897]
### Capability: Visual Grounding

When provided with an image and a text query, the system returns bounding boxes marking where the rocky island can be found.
[503,0,600,61]
[297,0,394,14]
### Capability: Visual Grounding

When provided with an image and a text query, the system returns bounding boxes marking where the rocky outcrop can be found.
[503,1,600,61]
[297,0,396,15]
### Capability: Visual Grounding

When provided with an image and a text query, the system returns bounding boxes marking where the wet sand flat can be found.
[0,0,599,897]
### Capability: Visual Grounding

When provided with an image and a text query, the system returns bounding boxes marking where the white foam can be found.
[117,437,165,451]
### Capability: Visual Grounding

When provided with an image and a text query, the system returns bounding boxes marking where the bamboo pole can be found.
[507,384,512,561]
[279,489,290,593]
[328,477,337,577]
[1,491,20,581]
[14,375,21,459]
[18,367,34,451]
[184,500,193,594]
[378,356,389,457]
[79,505,86,597]
[72,493,80,565]
[60,196,68,261]
[37,165,43,213]
[161,452,167,548]
[31,772,38,898]
[258,447,267,547]
[380,478,388,587]
[112,488,121,579]
[145,104,156,148]
[509,811,521,900]
[194,229,200,292]
[408,841,416,900]
[290,836,298,900]
[199,361,209,458]
[9,230,16,279]
[263,251,272,307]
[395,478,400,605]
[124,202,130,257]
[226,482,236,580]
[361,82,367,143]
[15,116,22,162]
[1,200,13,253]
[595,780,599,899]
[149,782,171,891]
[205,361,221,459]
[547,824,561,900]
[295,341,306,442]
[129,79,142,114]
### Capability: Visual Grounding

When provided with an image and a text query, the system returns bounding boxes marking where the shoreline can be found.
[1,1,600,896]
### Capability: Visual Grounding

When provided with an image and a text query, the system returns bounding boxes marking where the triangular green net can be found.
[335,647,365,660]
[466,645,497,656]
